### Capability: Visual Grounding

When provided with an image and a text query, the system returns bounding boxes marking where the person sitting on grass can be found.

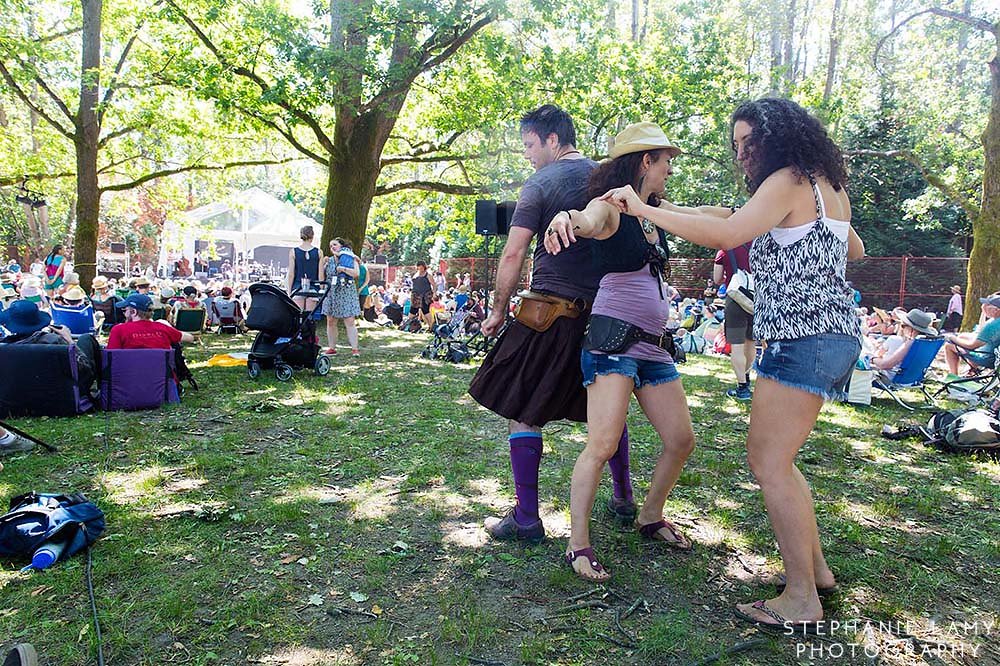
[943,293,1000,379]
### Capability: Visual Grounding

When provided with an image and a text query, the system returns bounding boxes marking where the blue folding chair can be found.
[49,303,96,337]
[872,337,944,410]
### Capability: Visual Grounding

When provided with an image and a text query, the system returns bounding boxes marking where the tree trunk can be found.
[964,39,1000,329]
[823,0,843,104]
[323,112,384,252]
[783,0,797,90]
[73,0,102,291]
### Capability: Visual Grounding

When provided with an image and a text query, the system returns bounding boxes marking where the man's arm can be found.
[480,226,533,336]
[947,332,986,350]
[287,249,295,293]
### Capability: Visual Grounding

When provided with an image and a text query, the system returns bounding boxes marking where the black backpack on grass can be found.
[0,492,106,563]
[924,408,1000,453]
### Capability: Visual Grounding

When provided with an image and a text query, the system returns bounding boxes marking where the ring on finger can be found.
[546,227,557,236]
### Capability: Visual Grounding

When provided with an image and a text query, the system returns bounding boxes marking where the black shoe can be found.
[605,495,638,524]
[484,508,544,544]
[3,644,39,666]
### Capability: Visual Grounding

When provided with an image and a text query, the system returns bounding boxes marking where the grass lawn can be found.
[1,325,998,666]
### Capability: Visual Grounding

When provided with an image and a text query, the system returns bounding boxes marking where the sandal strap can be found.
[752,600,787,625]
[565,547,604,573]
[638,519,685,543]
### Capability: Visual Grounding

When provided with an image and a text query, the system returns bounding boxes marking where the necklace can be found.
[640,217,655,234]
[557,149,581,160]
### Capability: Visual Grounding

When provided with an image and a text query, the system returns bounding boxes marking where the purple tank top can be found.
[591,267,672,363]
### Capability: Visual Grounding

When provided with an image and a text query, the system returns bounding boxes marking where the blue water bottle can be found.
[31,540,67,570]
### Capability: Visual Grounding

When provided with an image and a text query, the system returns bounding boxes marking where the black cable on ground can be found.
[85,548,106,666]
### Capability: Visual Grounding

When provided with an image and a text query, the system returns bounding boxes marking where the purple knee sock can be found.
[607,425,634,503]
[509,432,543,525]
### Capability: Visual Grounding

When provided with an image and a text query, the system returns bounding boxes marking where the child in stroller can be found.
[245,282,331,381]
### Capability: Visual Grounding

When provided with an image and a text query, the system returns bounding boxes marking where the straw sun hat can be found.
[609,122,682,160]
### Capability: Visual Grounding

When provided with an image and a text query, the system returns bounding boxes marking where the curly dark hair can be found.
[731,98,848,193]
[586,149,667,206]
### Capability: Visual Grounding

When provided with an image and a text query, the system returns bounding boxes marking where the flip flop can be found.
[637,519,692,550]
[774,573,839,598]
[734,600,827,635]
[565,547,610,582]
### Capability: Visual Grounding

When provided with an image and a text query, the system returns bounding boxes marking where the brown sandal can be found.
[565,547,610,582]
[637,519,692,550]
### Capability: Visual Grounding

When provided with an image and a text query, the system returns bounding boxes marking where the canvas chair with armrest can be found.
[872,337,945,410]
[211,299,243,334]
[49,303,96,337]
[933,352,1000,406]
[174,307,207,340]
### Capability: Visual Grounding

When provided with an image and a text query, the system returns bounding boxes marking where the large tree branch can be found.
[99,157,303,193]
[875,7,997,72]
[99,28,143,123]
[846,148,980,220]
[98,125,140,147]
[6,55,77,125]
[0,172,75,187]
[229,103,328,165]
[35,26,83,44]
[0,61,76,140]
[374,178,521,197]
[361,11,495,115]
[163,0,335,155]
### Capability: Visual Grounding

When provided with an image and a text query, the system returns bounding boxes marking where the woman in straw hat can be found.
[570,98,865,631]
[543,122,734,581]
[870,308,937,382]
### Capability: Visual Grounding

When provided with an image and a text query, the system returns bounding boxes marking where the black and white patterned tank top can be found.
[750,175,862,342]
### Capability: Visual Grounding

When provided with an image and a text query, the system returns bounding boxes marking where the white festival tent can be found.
[158,188,322,272]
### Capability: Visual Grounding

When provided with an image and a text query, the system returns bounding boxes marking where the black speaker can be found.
[110,242,126,254]
[475,200,497,235]
[475,200,516,236]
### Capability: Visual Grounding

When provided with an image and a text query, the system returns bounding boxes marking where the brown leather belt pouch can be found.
[513,290,582,333]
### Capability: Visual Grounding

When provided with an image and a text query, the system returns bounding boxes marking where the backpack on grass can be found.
[0,492,106,564]
[924,408,1000,453]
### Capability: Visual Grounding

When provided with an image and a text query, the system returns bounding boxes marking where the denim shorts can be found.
[581,350,680,389]
[755,333,861,401]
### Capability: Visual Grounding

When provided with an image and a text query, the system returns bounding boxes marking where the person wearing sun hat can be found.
[544,120,740,581]
[943,292,1000,378]
[871,308,937,382]
[944,284,964,332]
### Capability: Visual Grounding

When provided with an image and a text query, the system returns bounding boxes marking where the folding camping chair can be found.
[933,354,1000,406]
[49,303,96,337]
[174,308,207,337]
[872,337,944,410]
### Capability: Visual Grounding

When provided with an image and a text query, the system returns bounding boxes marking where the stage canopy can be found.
[159,188,322,271]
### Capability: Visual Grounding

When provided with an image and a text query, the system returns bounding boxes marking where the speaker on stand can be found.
[474,200,515,318]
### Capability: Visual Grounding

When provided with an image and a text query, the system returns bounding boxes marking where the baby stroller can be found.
[245,282,331,381]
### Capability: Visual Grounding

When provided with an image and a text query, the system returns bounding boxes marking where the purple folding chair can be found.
[99,349,180,411]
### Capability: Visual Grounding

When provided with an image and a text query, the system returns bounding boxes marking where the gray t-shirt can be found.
[511,158,602,302]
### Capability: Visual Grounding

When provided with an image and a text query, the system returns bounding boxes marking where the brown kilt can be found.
[468,312,589,426]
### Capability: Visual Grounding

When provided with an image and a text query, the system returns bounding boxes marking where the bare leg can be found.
[745,340,757,377]
[736,377,827,623]
[633,379,695,544]
[730,342,749,384]
[326,317,339,349]
[568,373,633,580]
[344,316,359,351]
[944,343,961,375]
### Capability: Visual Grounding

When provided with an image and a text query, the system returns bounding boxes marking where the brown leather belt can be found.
[513,290,586,333]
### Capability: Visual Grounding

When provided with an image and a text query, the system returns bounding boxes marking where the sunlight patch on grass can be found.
[439,520,488,548]
[277,476,405,520]
[256,645,361,665]
[99,466,173,504]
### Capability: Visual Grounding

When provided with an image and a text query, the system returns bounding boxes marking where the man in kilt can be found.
[470,104,635,543]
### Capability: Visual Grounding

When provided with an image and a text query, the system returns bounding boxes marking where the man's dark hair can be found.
[520,104,576,147]
[417,261,427,269]
[731,97,848,194]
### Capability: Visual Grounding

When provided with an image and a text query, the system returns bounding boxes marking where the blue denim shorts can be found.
[755,333,861,401]
[581,350,680,389]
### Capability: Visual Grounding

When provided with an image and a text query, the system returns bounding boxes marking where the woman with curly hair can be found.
[544,122,734,582]
[551,99,864,627]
